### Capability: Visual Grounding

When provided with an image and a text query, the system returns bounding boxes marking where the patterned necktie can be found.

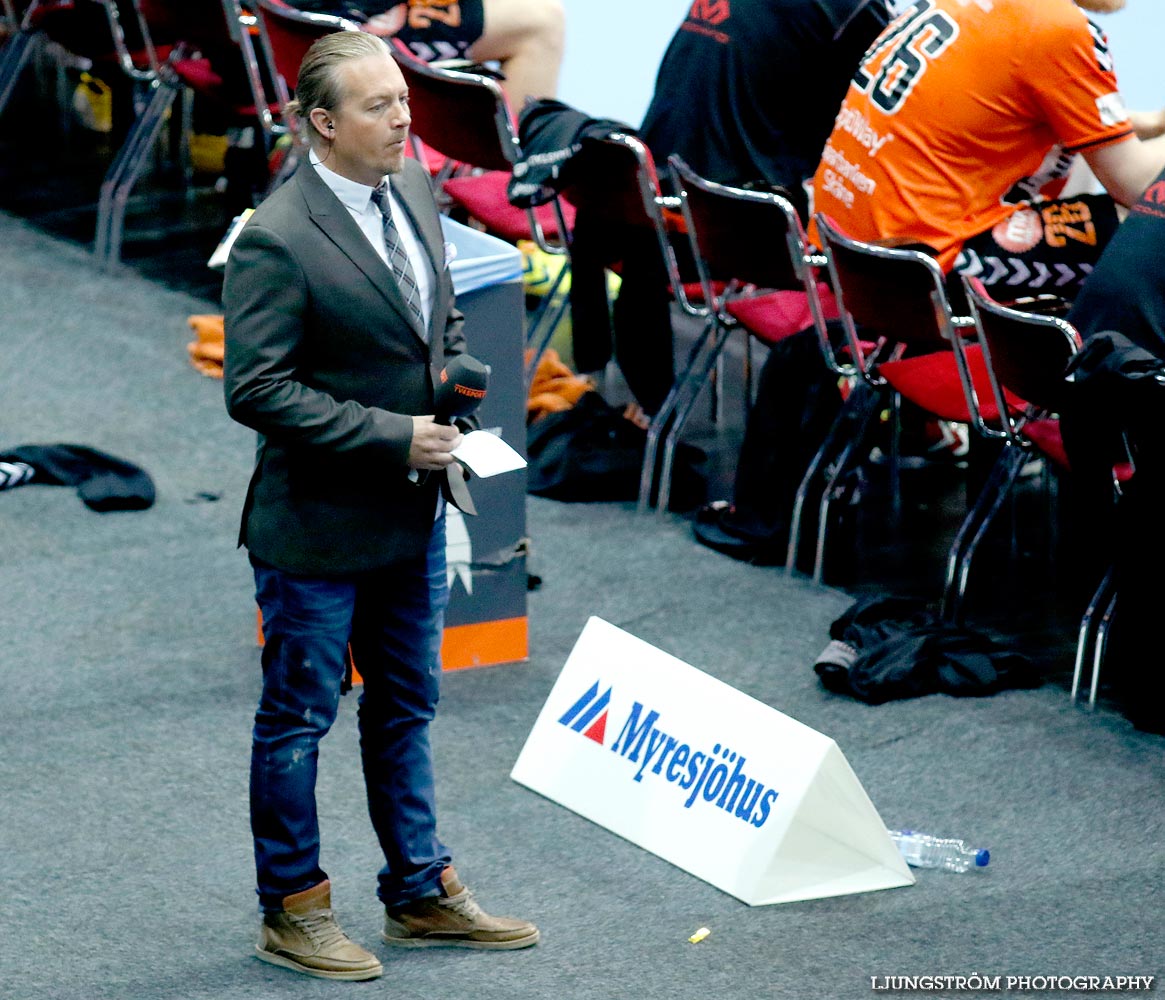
[372,182,427,336]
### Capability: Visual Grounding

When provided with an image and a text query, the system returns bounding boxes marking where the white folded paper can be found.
[452,430,526,478]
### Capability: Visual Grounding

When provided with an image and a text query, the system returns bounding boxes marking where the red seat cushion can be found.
[1023,417,1069,470]
[442,171,576,242]
[173,57,222,94]
[173,58,281,118]
[1020,418,1133,483]
[725,282,841,346]
[880,343,1020,425]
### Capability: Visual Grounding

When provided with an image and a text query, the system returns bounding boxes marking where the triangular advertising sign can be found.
[511,617,913,905]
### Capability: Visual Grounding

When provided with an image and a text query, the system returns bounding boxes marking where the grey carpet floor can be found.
[1,211,1162,1000]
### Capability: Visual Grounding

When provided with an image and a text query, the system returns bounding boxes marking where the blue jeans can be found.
[250,515,451,912]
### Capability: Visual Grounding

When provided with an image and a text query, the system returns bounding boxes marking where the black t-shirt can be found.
[640,0,891,198]
[1068,167,1165,360]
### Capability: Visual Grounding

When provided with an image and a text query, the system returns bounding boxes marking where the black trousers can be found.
[568,217,694,417]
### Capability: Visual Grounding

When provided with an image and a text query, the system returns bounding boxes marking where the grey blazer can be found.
[223,158,468,575]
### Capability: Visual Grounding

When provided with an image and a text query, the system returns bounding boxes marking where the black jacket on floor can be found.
[0,444,155,511]
[814,596,1040,705]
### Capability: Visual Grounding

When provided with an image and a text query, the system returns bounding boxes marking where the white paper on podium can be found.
[440,215,523,295]
[452,430,526,478]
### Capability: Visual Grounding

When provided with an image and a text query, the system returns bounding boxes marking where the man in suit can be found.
[223,31,537,982]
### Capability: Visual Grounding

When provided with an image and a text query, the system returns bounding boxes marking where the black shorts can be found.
[396,0,485,62]
[954,193,1120,303]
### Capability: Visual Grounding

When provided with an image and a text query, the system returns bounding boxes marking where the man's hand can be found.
[408,415,463,470]
[362,3,407,36]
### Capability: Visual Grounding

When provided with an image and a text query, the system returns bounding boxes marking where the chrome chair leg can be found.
[656,323,732,514]
[786,383,876,576]
[524,261,571,383]
[637,316,716,512]
[941,444,1024,624]
[0,28,37,118]
[1072,568,1115,705]
[888,391,902,518]
[812,386,882,585]
[1089,586,1119,710]
[95,76,179,268]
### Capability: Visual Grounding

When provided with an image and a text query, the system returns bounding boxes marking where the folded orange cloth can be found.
[187,314,225,378]
[525,348,593,423]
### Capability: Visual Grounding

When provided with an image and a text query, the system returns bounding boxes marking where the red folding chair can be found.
[389,42,572,362]
[639,154,841,515]
[807,213,1009,585]
[249,0,360,185]
[94,0,285,268]
[0,0,166,124]
[956,277,1134,707]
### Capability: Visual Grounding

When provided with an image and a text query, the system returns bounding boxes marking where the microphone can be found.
[434,353,490,425]
[418,354,489,514]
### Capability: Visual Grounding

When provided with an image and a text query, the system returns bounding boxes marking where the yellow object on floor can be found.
[189,133,229,175]
[519,239,570,297]
[72,73,112,133]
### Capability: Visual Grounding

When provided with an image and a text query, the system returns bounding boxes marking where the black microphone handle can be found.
[419,355,488,486]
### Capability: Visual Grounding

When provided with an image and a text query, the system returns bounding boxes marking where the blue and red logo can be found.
[556,680,778,828]
[557,680,610,745]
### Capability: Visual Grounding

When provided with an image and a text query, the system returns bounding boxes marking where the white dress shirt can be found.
[310,151,435,336]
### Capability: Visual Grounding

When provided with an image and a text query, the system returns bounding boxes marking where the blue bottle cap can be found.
[974,849,990,867]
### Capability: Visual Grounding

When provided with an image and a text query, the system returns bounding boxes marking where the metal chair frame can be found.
[520,130,696,512]
[0,0,161,120]
[955,277,1124,708]
[805,213,987,585]
[93,0,282,269]
[389,43,570,373]
[639,154,834,515]
[941,277,1079,623]
[545,133,693,449]
[1074,569,1117,709]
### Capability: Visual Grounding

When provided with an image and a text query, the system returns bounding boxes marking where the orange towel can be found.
[525,348,593,423]
[187,314,225,378]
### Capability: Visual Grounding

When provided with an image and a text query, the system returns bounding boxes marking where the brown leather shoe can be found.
[382,866,539,950]
[256,880,383,981]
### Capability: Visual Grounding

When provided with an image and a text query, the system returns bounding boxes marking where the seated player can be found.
[810,0,1165,302]
[292,0,565,112]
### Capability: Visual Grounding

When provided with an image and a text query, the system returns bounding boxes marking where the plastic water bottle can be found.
[888,830,990,872]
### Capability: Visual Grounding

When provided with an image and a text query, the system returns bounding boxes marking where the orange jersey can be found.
[810,0,1134,270]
